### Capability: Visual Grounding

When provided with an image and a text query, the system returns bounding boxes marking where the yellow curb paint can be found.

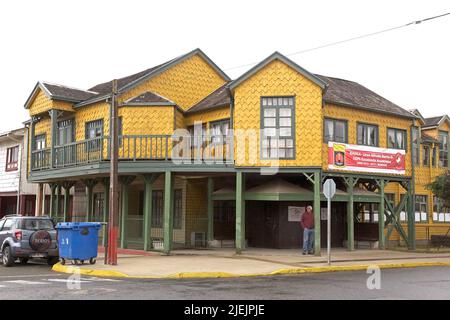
[52,260,450,280]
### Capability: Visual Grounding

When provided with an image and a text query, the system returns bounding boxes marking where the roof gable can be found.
[123,91,176,106]
[80,49,231,107]
[229,52,327,91]
[423,115,450,129]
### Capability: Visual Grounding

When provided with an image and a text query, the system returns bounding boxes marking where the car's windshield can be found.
[20,219,54,230]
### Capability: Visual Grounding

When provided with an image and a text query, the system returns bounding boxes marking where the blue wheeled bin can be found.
[56,222,102,265]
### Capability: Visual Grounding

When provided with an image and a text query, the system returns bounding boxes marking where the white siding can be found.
[0,139,20,193]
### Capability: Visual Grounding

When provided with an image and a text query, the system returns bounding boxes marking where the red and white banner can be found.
[328,142,406,174]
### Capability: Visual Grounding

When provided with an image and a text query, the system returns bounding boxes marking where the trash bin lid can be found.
[56,222,102,230]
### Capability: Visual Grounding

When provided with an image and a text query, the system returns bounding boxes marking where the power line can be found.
[224,12,450,72]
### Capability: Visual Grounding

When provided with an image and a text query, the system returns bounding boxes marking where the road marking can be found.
[4,280,47,285]
[81,277,121,282]
[0,285,6,288]
[0,274,64,279]
[45,279,92,283]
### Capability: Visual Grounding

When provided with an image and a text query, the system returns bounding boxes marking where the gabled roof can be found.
[122,91,176,106]
[409,109,425,122]
[24,81,98,109]
[422,115,450,129]
[77,48,231,108]
[316,75,416,119]
[228,52,327,91]
[185,83,231,114]
[421,132,440,145]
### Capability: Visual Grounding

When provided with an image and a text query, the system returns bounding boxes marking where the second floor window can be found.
[422,146,430,166]
[432,147,437,167]
[85,119,104,151]
[357,123,378,147]
[210,119,230,144]
[5,146,19,171]
[387,128,407,150]
[324,118,347,143]
[35,134,46,150]
[439,131,448,167]
[57,119,74,146]
[261,96,295,159]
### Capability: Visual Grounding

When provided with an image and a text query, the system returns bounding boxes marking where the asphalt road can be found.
[0,260,450,300]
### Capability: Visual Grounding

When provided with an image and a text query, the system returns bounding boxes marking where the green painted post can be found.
[56,185,61,221]
[347,178,354,251]
[407,182,416,250]
[207,177,214,244]
[49,184,56,218]
[378,180,385,249]
[49,110,57,168]
[235,171,245,254]
[163,170,173,254]
[41,185,46,216]
[120,183,129,249]
[63,186,70,222]
[313,171,321,256]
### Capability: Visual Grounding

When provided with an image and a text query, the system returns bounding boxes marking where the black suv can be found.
[0,215,59,267]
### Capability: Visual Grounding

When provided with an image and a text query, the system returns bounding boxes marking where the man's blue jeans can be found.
[303,228,314,253]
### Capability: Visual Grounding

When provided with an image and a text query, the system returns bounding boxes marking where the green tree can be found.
[427,173,450,208]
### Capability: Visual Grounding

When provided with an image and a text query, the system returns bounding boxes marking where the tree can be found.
[427,172,450,209]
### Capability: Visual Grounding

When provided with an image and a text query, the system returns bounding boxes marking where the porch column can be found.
[101,178,110,247]
[86,184,93,222]
[235,171,245,254]
[143,174,159,251]
[346,177,355,251]
[49,109,57,168]
[207,177,214,244]
[313,171,321,256]
[407,181,416,250]
[56,185,62,220]
[49,183,57,218]
[163,171,173,254]
[41,185,47,215]
[36,183,43,216]
[120,176,136,249]
[378,179,386,249]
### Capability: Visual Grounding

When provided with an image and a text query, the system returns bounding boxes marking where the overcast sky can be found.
[1,0,449,132]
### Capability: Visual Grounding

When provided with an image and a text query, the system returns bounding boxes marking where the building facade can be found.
[0,128,38,218]
[23,49,450,254]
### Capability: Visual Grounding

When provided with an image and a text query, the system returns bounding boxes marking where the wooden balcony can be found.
[30,134,234,171]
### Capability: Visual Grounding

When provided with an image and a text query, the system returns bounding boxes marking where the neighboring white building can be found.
[0,127,37,217]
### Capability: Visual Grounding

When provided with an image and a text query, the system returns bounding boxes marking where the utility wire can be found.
[224,12,450,72]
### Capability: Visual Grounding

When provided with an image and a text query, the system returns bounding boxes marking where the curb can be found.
[52,260,450,279]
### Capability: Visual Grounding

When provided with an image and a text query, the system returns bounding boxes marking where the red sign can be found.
[328,142,405,174]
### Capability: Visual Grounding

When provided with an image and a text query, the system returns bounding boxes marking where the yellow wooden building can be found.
[23,49,450,254]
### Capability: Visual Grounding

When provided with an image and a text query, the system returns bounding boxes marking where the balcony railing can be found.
[30,134,234,171]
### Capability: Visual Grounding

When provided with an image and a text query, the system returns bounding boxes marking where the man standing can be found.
[300,205,315,255]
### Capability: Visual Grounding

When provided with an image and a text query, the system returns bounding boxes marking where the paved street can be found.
[1,260,450,300]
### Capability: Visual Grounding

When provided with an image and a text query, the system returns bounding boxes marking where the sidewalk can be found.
[52,248,450,279]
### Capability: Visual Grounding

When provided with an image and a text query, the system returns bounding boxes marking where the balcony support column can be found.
[83,179,97,222]
[207,177,214,245]
[119,175,136,249]
[163,170,174,254]
[49,183,57,218]
[100,178,110,247]
[235,171,245,254]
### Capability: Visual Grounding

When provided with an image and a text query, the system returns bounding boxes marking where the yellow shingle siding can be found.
[184,106,230,127]
[233,59,323,167]
[119,106,174,135]
[75,102,110,140]
[119,54,227,111]
[29,89,74,116]
[323,103,413,176]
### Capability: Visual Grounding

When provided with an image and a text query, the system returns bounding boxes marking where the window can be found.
[359,203,379,223]
[422,146,430,166]
[151,190,164,228]
[387,128,407,150]
[173,189,183,229]
[385,193,395,218]
[324,118,347,143]
[357,123,378,146]
[432,147,437,167]
[35,134,46,150]
[433,196,450,222]
[93,192,104,222]
[1,219,14,231]
[261,96,295,159]
[399,194,408,221]
[85,119,103,151]
[56,119,74,146]
[210,119,230,144]
[439,131,448,167]
[415,195,428,222]
[188,123,207,148]
[6,146,19,171]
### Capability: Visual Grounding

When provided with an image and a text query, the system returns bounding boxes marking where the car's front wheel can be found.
[2,246,15,267]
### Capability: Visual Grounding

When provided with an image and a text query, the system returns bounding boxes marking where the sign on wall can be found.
[328,142,406,174]
[288,206,305,222]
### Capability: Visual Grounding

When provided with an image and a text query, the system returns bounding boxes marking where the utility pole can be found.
[107,80,119,265]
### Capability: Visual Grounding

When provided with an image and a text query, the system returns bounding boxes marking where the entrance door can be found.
[262,203,279,248]
[320,202,346,247]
